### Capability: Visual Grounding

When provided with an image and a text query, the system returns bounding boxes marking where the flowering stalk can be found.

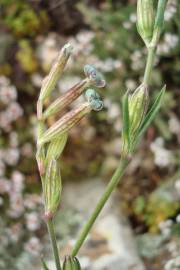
[71,0,168,257]
[71,157,129,257]
[36,43,105,270]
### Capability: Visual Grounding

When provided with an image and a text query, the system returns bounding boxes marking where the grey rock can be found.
[62,178,145,270]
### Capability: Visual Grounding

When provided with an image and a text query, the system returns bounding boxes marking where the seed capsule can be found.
[39,43,73,101]
[44,159,62,219]
[137,0,155,46]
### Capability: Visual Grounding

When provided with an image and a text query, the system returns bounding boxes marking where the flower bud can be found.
[137,0,155,46]
[128,83,149,136]
[39,103,92,145]
[43,79,90,119]
[44,159,62,219]
[39,43,73,101]
[121,83,149,157]
[84,65,106,88]
[63,256,81,270]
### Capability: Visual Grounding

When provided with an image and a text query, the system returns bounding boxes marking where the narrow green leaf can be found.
[41,257,50,270]
[138,85,166,138]
[122,93,130,144]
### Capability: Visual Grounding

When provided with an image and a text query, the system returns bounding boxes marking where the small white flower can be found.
[9,132,19,148]
[21,143,33,157]
[24,237,42,256]
[174,179,180,194]
[169,116,180,135]
[0,178,11,194]
[0,160,5,177]
[107,103,120,120]
[164,0,177,21]
[58,76,81,94]
[6,102,23,121]
[8,194,24,218]
[129,13,137,23]
[0,85,17,104]
[25,212,41,231]
[123,21,132,29]
[24,194,42,210]
[150,137,173,168]
[12,171,24,193]
[176,214,180,223]
[4,148,20,166]
[125,79,137,90]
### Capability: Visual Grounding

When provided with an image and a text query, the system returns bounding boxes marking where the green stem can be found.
[143,0,168,85]
[143,46,156,85]
[47,219,61,270]
[71,158,129,257]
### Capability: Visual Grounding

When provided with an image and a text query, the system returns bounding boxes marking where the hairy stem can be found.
[71,158,129,256]
[47,219,61,270]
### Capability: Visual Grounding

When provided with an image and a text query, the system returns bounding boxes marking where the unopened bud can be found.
[39,43,73,101]
[128,83,149,136]
[44,159,62,218]
[121,83,149,157]
[84,65,106,88]
[43,79,89,119]
[63,256,81,270]
[137,0,155,46]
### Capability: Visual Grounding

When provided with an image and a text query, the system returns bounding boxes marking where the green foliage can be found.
[1,1,50,37]
[133,195,146,215]
[16,39,39,73]
[144,185,180,232]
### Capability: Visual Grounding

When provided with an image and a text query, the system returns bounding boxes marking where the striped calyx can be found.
[44,159,62,219]
[128,83,149,136]
[63,256,81,270]
[46,133,68,163]
[137,0,155,46]
[121,83,149,157]
[43,79,90,119]
[84,65,106,88]
[39,103,91,145]
[39,43,73,101]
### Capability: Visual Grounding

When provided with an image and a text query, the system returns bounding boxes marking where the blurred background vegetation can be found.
[0,0,179,269]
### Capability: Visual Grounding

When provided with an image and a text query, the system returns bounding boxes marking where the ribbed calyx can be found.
[137,0,155,46]
[122,83,149,156]
[36,43,106,218]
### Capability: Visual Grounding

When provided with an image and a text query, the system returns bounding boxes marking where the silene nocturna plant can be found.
[36,1,168,269]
